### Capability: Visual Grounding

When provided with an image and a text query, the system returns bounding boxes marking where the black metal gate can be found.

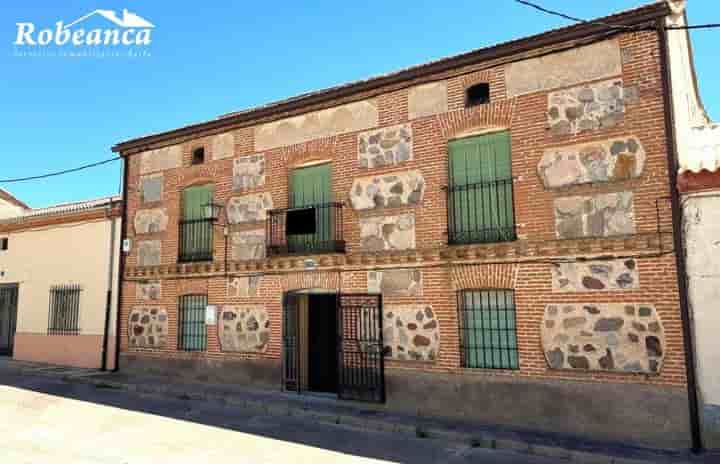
[337,293,385,403]
[0,285,19,356]
[282,292,300,392]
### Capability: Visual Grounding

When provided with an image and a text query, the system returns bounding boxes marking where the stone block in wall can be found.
[408,82,448,120]
[552,259,639,292]
[212,132,234,160]
[139,145,182,174]
[227,275,262,297]
[129,307,168,348]
[254,100,378,151]
[218,306,270,352]
[555,192,635,239]
[383,305,439,361]
[368,269,422,297]
[226,193,273,224]
[538,136,646,189]
[231,230,265,261]
[548,80,639,136]
[140,174,163,203]
[233,154,266,191]
[505,39,622,97]
[542,303,665,374]
[136,281,161,301]
[137,240,161,266]
[134,208,169,234]
[350,170,424,210]
[359,213,416,251]
[357,124,413,169]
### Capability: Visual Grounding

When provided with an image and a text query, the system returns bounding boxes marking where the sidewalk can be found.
[62,369,716,464]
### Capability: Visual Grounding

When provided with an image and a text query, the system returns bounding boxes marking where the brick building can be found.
[112,1,704,449]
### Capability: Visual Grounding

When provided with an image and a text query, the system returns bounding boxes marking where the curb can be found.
[66,376,695,464]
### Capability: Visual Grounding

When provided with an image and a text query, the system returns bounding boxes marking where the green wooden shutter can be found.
[183,185,214,220]
[448,131,514,243]
[181,185,214,261]
[289,164,332,252]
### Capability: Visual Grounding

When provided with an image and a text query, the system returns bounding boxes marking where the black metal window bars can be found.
[178,218,214,262]
[457,289,519,370]
[47,284,82,335]
[178,294,208,351]
[446,178,516,245]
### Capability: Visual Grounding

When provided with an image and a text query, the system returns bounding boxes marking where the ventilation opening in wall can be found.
[192,147,206,165]
[465,83,490,107]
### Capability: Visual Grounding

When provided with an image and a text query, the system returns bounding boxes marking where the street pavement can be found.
[0,361,561,464]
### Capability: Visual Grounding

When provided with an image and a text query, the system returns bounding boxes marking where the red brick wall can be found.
[118,30,687,388]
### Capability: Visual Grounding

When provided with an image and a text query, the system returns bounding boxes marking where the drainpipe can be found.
[100,202,118,371]
[112,159,129,372]
[657,17,703,453]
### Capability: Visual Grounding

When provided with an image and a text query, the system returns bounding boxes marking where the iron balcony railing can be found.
[446,178,517,245]
[267,202,345,256]
[178,218,214,262]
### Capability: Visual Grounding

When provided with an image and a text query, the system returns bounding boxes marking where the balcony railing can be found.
[267,202,345,256]
[178,218,214,262]
[446,178,516,245]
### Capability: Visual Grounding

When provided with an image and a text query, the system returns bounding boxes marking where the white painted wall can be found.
[0,198,25,220]
[666,0,720,447]
[0,216,121,336]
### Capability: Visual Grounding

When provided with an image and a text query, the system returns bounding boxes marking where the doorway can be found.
[282,291,385,403]
[0,284,18,356]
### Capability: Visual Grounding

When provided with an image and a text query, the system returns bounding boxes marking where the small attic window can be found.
[192,147,205,165]
[466,83,490,107]
[1,238,8,251]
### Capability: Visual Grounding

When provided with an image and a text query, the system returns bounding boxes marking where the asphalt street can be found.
[0,362,562,464]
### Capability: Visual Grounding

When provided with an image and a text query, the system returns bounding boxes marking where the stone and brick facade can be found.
[112,2,695,449]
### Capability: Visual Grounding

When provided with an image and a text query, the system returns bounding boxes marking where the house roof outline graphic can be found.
[63,9,155,29]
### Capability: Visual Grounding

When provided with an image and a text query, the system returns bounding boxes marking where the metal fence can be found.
[178,294,208,351]
[446,178,516,245]
[178,218,214,262]
[457,289,519,370]
[267,202,345,256]
[47,284,82,335]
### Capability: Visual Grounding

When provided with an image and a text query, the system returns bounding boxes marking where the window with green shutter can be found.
[179,184,214,262]
[458,289,519,370]
[447,131,515,244]
[178,294,207,351]
[288,164,334,254]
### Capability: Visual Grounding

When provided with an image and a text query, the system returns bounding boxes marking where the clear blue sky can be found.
[1,1,718,208]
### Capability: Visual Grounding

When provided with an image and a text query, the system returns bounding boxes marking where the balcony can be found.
[178,218,214,262]
[267,202,345,256]
[446,178,516,245]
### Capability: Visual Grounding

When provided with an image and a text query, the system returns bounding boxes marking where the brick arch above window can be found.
[450,264,519,291]
[438,99,517,140]
[280,137,337,169]
[176,278,209,296]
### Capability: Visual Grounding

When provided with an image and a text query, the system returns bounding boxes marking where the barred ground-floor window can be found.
[178,294,207,351]
[457,289,518,369]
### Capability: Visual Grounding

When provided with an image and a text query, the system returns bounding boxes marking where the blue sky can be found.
[1,0,718,208]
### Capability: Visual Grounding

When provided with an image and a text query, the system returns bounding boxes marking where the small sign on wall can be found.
[122,238,132,253]
[205,305,217,325]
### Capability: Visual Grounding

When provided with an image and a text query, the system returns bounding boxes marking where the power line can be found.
[0,156,121,183]
[514,0,720,32]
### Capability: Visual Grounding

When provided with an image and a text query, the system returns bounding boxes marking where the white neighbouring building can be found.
[666,0,720,449]
[0,195,122,369]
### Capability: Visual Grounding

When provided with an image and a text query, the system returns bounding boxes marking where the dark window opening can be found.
[48,284,82,335]
[458,289,518,370]
[192,147,205,165]
[466,83,490,107]
[286,207,316,236]
[0,238,7,250]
